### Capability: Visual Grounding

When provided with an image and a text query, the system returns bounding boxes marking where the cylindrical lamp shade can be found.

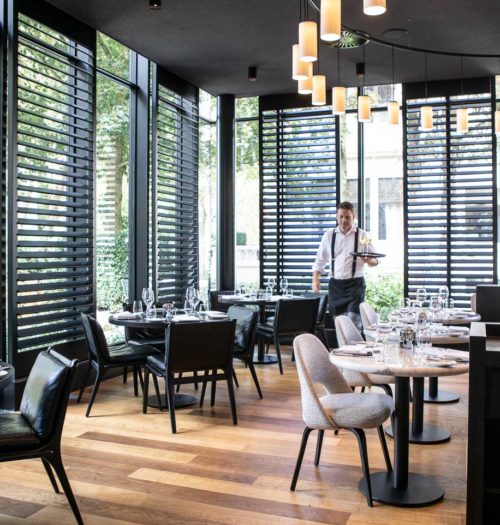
[320,0,341,42]
[363,0,386,15]
[420,105,433,130]
[299,21,318,62]
[456,107,469,133]
[358,95,371,122]
[298,63,313,94]
[496,110,500,134]
[332,86,346,115]
[387,100,400,125]
[312,75,326,106]
[292,44,308,80]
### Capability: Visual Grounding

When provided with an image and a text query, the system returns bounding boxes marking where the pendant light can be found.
[299,21,317,62]
[358,45,371,122]
[363,0,386,16]
[420,53,433,131]
[387,46,400,125]
[320,0,341,42]
[292,44,309,80]
[312,75,326,105]
[332,48,345,115]
[298,63,313,94]
[456,56,469,133]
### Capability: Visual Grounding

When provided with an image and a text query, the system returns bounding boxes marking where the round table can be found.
[108,314,197,409]
[0,361,15,411]
[218,294,284,365]
[330,350,468,507]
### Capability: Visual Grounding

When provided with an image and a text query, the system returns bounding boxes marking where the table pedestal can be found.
[424,377,460,403]
[147,393,197,409]
[253,304,278,365]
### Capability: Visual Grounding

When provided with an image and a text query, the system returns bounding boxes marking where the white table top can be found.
[330,347,469,378]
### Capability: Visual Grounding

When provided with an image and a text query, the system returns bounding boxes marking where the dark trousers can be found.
[328,277,366,332]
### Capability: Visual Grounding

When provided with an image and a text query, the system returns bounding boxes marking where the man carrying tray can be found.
[312,201,379,331]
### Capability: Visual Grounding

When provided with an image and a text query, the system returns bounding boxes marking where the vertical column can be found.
[217,94,235,290]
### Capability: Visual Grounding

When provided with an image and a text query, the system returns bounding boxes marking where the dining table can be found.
[330,348,469,507]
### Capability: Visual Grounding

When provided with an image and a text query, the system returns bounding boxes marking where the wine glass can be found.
[376,320,392,357]
[429,295,443,329]
[360,233,372,255]
[415,310,429,350]
[142,288,155,318]
[266,276,276,293]
[438,285,449,304]
[280,277,289,296]
[416,288,427,308]
[185,286,197,313]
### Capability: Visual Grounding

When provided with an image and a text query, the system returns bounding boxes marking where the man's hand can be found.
[363,256,378,267]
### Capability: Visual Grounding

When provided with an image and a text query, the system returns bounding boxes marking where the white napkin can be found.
[219,294,242,300]
[335,345,373,356]
[114,311,141,319]
[172,314,200,322]
[206,311,228,319]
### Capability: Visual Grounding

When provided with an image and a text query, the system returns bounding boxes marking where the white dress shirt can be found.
[312,226,376,280]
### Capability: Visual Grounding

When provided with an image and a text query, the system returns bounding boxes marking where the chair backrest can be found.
[80,313,110,363]
[334,315,364,346]
[228,305,258,353]
[302,291,328,324]
[293,334,351,429]
[274,298,319,335]
[209,290,234,313]
[359,302,378,331]
[476,285,500,321]
[165,320,236,373]
[20,349,77,443]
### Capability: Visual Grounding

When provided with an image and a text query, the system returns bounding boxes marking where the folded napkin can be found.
[219,294,242,300]
[335,345,373,356]
[206,311,228,319]
[114,311,141,319]
[172,314,200,322]
[0,370,8,377]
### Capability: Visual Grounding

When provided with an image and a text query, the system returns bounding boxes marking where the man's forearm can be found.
[312,271,322,291]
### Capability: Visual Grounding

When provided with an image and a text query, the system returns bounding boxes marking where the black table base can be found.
[359,472,444,507]
[147,393,197,409]
[385,423,450,445]
[253,354,278,365]
[423,389,460,404]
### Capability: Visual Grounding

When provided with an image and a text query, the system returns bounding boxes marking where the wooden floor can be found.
[0,345,468,524]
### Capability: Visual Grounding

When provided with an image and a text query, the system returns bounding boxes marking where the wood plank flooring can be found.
[0,345,468,524]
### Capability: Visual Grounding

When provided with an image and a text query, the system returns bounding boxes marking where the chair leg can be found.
[77,362,92,403]
[377,425,392,472]
[123,366,128,383]
[247,361,263,399]
[380,383,393,397]
[137,366,144,391]
[314,429,324,466]
[165,375,177,433]
[85,369,103,417]
[200,370,209,407]
[291,349,295,362]
[290,427,313,491]
[349,428,373,507]
[176,372,183,393]
[232,367,239,388]
[152,374,163,410]
[142,368,150,414]
[48,453,84,525]
[133,366,139,397]
[41,458,60,494]
[210,369,217,406]
[193,370,199,391]
[361,386,366,393]
[275,340,284,375]
[226,368,238,425]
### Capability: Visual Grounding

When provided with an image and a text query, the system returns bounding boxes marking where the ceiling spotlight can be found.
[149,0,161,9]
[248,66,257,81]
[356,62,365,77]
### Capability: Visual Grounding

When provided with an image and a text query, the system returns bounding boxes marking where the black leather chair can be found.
[227,305,262,398]
[256,298,320,375]
[209,290,234,313]
[302,291,329,346]
[78,313,161,417]
[0,349,83,525]
[142,320,237,433]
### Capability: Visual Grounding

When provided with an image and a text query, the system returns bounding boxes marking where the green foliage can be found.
[365,273,403,319]
[236,232,247,246]
[96,222,129,310]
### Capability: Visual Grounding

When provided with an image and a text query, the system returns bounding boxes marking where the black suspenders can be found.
[331,229,359,278]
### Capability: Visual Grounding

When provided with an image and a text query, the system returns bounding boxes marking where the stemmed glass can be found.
[415,310,429,353]
[185,286,198,314]
[142,288,155,318]
[429,295,443,330]
[266,276,276,293]
[438,285,450,314]
[280,277,289,296]
[360,232,372,255]
[376,320,392,360]
[416,288,427,308]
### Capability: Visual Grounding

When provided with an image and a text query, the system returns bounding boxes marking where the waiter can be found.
[312,201,378,331]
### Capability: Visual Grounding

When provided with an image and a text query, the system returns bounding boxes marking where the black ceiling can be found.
[46,0,500,97]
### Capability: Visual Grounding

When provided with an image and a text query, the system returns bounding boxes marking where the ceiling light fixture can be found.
[388,46,400,125]
[332,47,345,115]
[248,66,257,82]
[320,0,341,42]
[363,0,386,16]
[299,0,317,63]
[298,63,313,94]
[149,0,161,10]
[292,44,309,80]
[456,56,468,133]
[420,53,433,131]
[358,46,371,122]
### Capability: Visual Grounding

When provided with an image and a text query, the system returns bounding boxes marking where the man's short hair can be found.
[337,201,354,213]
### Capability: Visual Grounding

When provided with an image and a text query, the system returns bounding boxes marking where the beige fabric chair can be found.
[335,315,394,395]
[291,334,393,506]
[359,302,378,342]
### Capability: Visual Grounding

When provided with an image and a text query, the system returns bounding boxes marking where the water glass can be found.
[163,302,174,319]
[132,300,143,315]
[416,288,427,307]
[376,321,392,351]
[280,277,289,296]
[142,287,155,310]
[197,302,207,319]
[184,299,193,314]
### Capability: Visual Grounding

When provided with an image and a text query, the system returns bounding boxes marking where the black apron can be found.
[328,229,366,330]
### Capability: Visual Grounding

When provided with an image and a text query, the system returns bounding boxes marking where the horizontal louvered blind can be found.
[12,14,94,355]
[260,107,337,293]
[405,94,495,307]
[155,84,199,304]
